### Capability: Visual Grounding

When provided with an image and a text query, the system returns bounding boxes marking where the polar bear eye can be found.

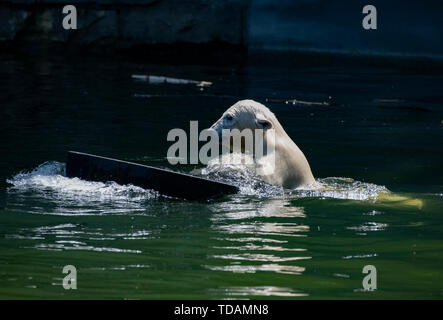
[225,114,233,121]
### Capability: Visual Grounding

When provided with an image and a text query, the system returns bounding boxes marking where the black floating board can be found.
[66,151,238,200]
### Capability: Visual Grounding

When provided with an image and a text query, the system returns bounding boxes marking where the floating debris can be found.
[131,74,212,87]
[285,99,330,106]
[265,97,341,107]
[373,98,404,103]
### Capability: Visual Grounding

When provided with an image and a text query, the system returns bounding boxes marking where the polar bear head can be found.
[208,99,316,188]
[210,99,277,134]
[209,99,281,159]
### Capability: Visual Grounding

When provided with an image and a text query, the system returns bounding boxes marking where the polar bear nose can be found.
[209,122,223,142]
[210,120,219,131]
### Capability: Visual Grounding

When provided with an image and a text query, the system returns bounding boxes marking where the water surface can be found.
[1,54,442,299]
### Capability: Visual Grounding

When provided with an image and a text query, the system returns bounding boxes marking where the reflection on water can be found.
[204,264,306,276]
[212,244,305,252]
[208,286,308,298]
[206,198,310,282]
[32,244,142,254]
[3,159,419,300]
[214,222,309,237]
[3,155,437,299]
[6,222,153,254]
[347,222,388,232]
[210,198,306,220]
[342,254,378,260]
[90,264,151,271]
[211,253,310,262]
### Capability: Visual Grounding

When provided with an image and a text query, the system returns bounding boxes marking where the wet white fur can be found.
[210,99,315,188]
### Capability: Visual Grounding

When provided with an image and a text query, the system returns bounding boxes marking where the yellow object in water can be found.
[376,192,423,210]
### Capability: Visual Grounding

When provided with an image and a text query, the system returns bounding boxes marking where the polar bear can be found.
[209,99,316,189]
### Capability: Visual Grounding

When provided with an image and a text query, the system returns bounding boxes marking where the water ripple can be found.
[209,286,308,298]
[204,264,305,275]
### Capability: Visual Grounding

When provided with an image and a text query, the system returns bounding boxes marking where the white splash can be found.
[6,161,158,215]
[293,177,389,201]
[199,155,388,201]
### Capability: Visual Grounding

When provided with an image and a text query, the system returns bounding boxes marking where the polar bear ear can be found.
[256,115,272,130]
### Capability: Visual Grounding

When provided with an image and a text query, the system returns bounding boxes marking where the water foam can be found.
[200,155,388,201]
[200,153,284,197]
[6,159,389,216]
[6,161,158,215]
[292,177,389,201]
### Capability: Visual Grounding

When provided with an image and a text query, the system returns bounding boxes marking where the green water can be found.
[0,54,442,299]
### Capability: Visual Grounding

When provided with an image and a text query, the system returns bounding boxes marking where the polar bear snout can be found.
[209,121,223,142]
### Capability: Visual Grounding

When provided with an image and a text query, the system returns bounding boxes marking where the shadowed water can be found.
[0,53,442,299]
